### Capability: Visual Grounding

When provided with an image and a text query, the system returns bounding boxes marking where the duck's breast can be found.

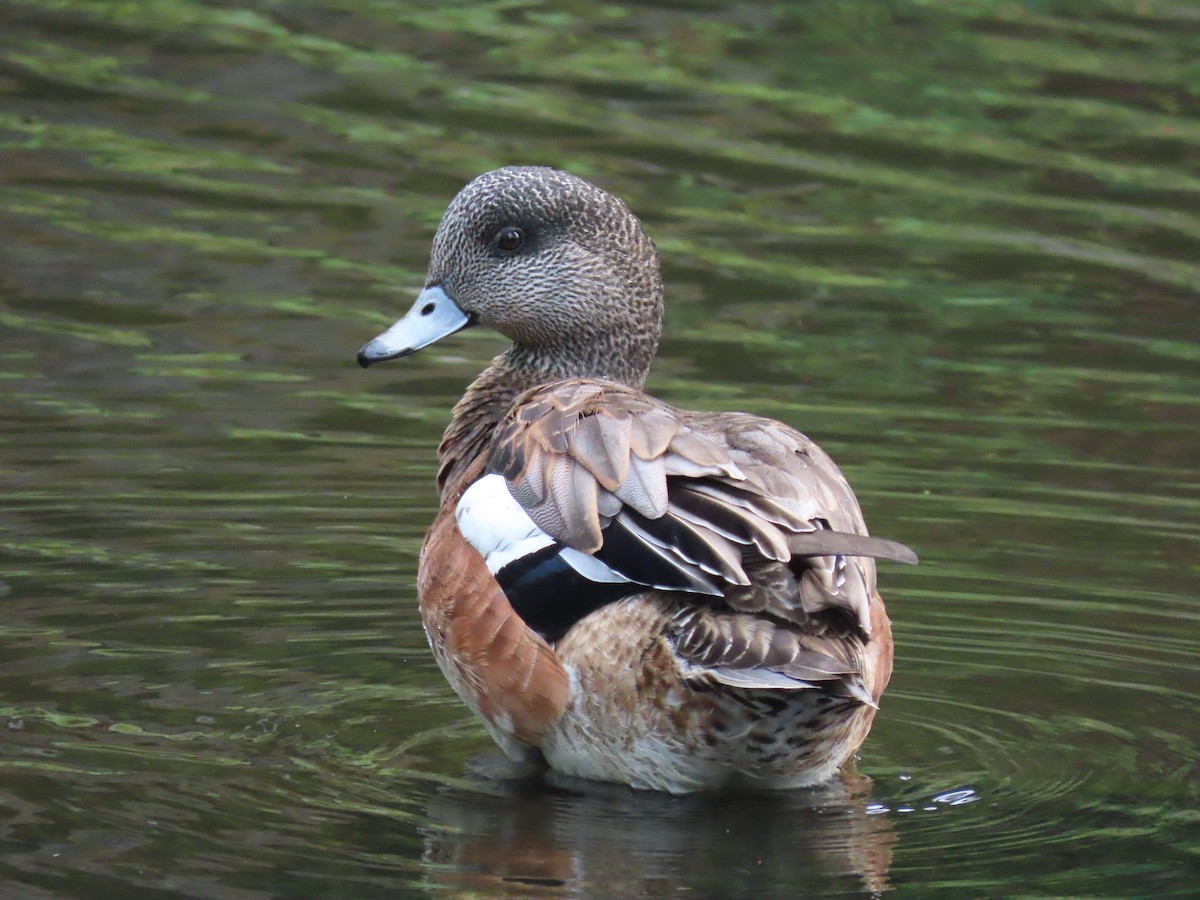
[418,499,571,758]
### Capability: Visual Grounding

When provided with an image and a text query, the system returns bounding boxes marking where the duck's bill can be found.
[357,285,472,367]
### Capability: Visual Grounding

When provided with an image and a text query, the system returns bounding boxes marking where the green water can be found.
[1,1,1197,896]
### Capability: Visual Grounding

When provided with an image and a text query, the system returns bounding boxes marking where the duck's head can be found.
[357,166,664,388]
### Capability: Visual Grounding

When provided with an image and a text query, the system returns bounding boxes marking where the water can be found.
[2,1,1197,896]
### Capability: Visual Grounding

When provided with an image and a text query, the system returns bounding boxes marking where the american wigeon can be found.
[358,167,916,793]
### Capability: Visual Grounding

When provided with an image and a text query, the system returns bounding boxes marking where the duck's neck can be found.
[435,336,655,499]
[436,357,524,498]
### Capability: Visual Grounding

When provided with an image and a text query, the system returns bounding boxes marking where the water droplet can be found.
[933,788,978,806]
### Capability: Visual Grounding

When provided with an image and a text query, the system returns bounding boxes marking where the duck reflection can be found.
[419,763,895,897]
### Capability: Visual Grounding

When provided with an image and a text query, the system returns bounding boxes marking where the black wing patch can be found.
[497,545,634,642]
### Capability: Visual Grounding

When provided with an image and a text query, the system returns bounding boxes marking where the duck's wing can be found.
[667,601,882,706]
[486,379,915,638]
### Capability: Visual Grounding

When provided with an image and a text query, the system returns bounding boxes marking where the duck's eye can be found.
[494,227,524,253]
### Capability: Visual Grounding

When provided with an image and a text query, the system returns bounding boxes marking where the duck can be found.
[357,166,916,794]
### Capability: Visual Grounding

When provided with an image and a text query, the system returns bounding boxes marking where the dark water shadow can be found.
[417,760,895,898]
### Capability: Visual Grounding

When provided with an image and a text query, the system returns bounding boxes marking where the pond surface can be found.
[2,1,1198,896]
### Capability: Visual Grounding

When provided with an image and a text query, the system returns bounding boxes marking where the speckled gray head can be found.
[357,166,664,387]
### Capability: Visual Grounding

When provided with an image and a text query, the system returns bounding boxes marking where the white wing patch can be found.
[559,547,630,584]
[457,474,631,584]
[456,474,554,573]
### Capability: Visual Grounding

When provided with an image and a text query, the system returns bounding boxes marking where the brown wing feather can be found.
[668,603,877,706]
[490,378,915,636]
